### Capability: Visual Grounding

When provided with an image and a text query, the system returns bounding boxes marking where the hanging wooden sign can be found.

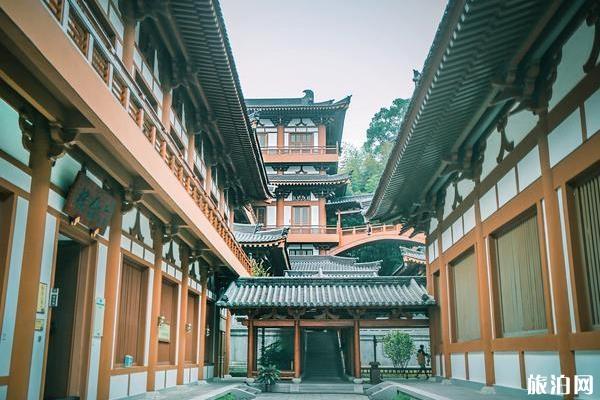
[64,171,116,235]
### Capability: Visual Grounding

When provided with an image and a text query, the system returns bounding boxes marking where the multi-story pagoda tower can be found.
[246,90,351,255]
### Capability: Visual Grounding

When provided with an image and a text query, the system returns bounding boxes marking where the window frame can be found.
[291,206,310,226]
[489,207,552,338]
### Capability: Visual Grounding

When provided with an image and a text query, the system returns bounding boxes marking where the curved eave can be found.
[168,0,271,201]
[367,0,568,224]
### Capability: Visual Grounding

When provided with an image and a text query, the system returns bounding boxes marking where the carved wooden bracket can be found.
[584,1,600,73]
[495,115,514,164]
[314,308,340,320]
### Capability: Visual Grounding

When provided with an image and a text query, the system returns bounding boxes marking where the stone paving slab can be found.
[397,381,529,400]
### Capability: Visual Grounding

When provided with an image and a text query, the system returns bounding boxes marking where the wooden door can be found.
[158,278,178,364]
[44,241,80,398]
[185,292,199,363]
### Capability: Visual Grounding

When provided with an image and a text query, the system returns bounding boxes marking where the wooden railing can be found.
[264,225,338,235]
[261,146,338,155]
[41,0,252,272]
[340,224,399,236]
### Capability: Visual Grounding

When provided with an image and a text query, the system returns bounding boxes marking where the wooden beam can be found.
[300,319,354,328]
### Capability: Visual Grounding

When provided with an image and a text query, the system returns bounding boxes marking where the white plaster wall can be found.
[549,22,594,110]
[584,89,600,138]
[283,206,291,226]
[191,367,199,383]
[86,243,108,400]
[442,185,454,220]
[548,110,582,167]
[575,351,600,399]
[497,168,517,208]
[28,213,57,400]
[480,129,501,180]
[452,218,464,244]
[524,352,561,380]
[517,146,541,191]
[441,228,452,252]
[457,179,475,200]
[154,370,166,390]
[505,110,538,146]
[493,351,521,389]
[266,206,276,226]
[129,372,147,396]
[267,131,277,146]
[0,198,28,376]
[165,368,177,388]
[310,205,319,226]
[479,187,497,221]
[450,353,466,380]
[109,374,128,400]
[0,157,31,193]
[467,352,486,383]
[463,206,475,234]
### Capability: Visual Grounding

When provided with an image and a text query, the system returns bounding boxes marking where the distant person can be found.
[415,345,429,379]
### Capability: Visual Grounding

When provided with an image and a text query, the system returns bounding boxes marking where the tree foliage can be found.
[365,98,410,154]
[250,256,270,277]
[340,98,409,195]
[382,331,415,369]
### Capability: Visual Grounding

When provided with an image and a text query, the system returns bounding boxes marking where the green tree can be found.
[382,331,414,369]
[340,98,409,195]
[365,98,410,154]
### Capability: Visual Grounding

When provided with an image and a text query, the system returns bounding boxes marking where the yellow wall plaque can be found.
[37,283,48,314]
[158,323,171,342]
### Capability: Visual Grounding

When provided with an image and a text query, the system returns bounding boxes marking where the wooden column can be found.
[538,116,575,387]
[187,132,196,168]
[224,311,232,375]
[161,88,173,130]
[437,236,452,378]
[474,192,495,386]
[121,12,137,75]
[177,246,190,384]
[96,193,123,400]
[8,117,52,400]
[197,268,209,380]
[247,318,255,378]
[318,197,326,226]
[294,320,301,378]
[317,124,327,147]
[276,197,284,226]
[353,319,361,378]
[146,222,164,391]
[276,124,284,148]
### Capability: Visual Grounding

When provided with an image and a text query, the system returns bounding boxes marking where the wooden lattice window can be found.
[450,249,480,341]
[572,170,600,330]
[493,212,547,337]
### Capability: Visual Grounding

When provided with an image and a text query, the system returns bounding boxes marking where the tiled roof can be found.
[233,223,288,246]
[268,173,350,185]
[217,277,434,308]
[400,246,426,265]
[366,0,567,227]
[289,255,381,272]
[327,194,373,207]
[285,270,378,278]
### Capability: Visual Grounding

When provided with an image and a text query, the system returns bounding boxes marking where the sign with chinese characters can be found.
[37,283,48,314]
[64,172,116,235]
[158,323,171,342]
[528,374,593,396]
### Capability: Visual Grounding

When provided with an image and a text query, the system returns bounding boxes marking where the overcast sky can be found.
[220,0,447,147]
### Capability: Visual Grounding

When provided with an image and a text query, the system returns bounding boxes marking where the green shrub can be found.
[216,394,236,400]
[382,331,414,369]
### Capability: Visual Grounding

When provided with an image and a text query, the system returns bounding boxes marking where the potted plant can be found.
[256,365,280,392]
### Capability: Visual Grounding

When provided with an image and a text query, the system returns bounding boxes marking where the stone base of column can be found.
[480,385,496,395]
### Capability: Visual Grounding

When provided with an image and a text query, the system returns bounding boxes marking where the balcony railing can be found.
[265,225,338,235]
[41,0,251,272]
[340,224,399,236]
[261,146,338,155]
